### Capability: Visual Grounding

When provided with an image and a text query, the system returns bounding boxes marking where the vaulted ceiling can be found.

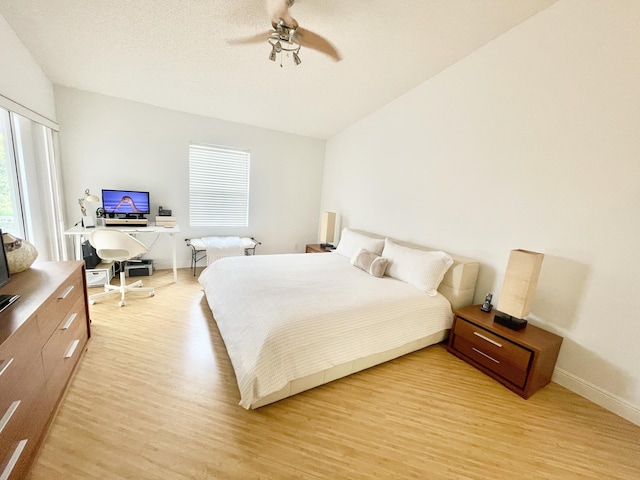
[0,0,557,139]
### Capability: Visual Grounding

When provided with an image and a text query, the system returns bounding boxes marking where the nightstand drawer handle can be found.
[0,401,20,435]
[473,331,503,348]
[0,357,13,378]
[59,285,74,299]
[61,313,77,330]
[65,339,80,359]
[472,347,500,364]
[0,439,28,480]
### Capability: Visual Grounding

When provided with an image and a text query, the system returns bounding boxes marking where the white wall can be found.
[321,0,640,423]
[55,87,326,269]
[0,15,56,122]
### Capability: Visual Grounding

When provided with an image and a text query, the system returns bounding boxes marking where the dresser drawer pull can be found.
[0,439,28,480]
[65,339,80,359]
[472,347,500,364]
[0,357,13,378]
[61,313,78,330]
[0,401,20,435]
[473,331,503,348]
[58,285,74,299]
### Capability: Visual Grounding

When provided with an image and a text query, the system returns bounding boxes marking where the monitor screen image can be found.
[102,189,150,215]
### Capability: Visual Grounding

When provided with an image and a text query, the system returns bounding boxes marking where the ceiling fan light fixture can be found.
[266,25,302,67]
[229,0,341,66]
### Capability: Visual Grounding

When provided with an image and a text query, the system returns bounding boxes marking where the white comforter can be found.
[199,252,453,408]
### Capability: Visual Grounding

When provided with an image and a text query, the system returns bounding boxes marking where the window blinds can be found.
[189,143,250,227]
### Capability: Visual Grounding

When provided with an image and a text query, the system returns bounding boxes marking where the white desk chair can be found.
[88,229,155,307]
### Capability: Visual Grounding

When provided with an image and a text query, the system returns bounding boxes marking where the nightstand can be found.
[447,305,563,399]
[305,243,332,253]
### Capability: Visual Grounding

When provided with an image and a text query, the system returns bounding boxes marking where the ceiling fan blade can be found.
[296,27,342,62]
[228,31,272,45]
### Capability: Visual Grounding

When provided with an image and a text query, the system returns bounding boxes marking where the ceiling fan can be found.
[229,0,342,65]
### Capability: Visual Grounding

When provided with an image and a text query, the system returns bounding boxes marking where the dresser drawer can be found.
[42,298,88,411]
[36,273,84,342]
[0,318,41,405]
[0,358,47,480]
[453,318,532,370]
[41,296,88,381]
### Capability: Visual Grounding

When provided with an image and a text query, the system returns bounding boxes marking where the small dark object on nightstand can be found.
[480,293,493,312]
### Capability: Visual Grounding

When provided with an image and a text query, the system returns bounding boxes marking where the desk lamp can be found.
[79,189,100,228]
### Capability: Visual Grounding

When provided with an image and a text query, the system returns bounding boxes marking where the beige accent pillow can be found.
[351,249,389,278]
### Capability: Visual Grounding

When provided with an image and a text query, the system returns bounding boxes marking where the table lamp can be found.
[319,212,336,249]
[494,249,544,330]
[79,189,100,228]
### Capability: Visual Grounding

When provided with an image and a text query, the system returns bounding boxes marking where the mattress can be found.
[199,252,461,408]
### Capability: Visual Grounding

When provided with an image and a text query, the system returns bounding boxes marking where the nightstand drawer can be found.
[453,318,532,370]
[452,336,528,388]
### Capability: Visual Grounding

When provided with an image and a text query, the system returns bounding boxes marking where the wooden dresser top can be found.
[0,261,84,345]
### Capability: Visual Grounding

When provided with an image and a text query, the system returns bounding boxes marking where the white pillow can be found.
[334,228,385,259]
[382,238,453,296]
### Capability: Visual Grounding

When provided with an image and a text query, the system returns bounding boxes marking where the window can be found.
[0,111,22,237]
[0,107,64,261]
[189,143,250,228]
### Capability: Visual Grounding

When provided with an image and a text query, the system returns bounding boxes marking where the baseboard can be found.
[553,368,640,426]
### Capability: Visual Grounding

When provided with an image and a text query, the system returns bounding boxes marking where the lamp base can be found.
[494,311,528,330]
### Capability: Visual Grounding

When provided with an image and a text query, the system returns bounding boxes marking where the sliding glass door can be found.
[0,107,66,262]
[0,109,25,238]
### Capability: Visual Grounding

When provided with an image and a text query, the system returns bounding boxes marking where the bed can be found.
[199,229,479,409]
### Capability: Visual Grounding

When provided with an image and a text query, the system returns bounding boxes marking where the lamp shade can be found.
[319,212,336,244]
[496,249,544,319]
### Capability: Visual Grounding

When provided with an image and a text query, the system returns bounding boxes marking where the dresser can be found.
[0,261,90,480]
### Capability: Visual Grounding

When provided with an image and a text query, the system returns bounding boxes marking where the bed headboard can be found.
[353,230,480,312]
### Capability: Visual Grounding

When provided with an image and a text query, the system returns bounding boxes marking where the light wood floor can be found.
[27,268,640,479]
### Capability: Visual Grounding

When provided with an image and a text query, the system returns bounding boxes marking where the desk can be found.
[64,224,181,282]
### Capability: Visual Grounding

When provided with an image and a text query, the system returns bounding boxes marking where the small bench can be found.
[185,237,260,275]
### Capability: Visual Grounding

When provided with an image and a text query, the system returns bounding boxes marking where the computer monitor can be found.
[102,189,150,216]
